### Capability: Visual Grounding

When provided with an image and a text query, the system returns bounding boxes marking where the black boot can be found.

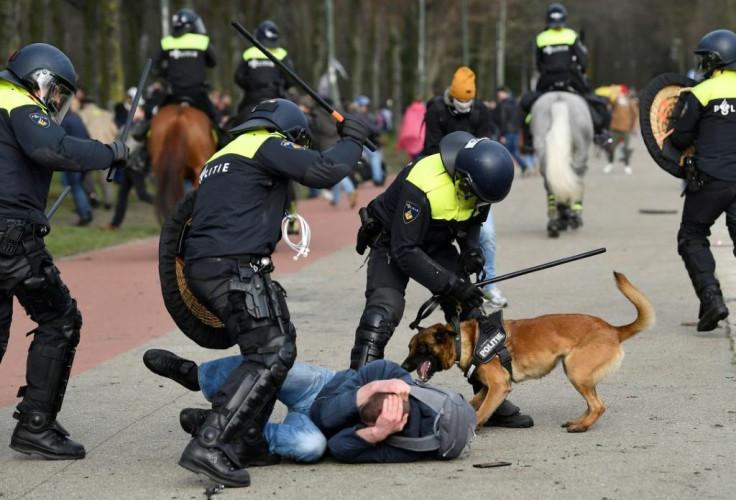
[697,286,729,332]
[232,433,281,468]
[180,407,209,435]
[178,412,251,488]
[483,399,534,428]
[10,411,85,460]
[143,349,200,391]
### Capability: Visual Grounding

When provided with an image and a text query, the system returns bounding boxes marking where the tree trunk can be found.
[102,0,125,107]
[389,8,403,127]
[349,0,365,101]
[0,0,21,61]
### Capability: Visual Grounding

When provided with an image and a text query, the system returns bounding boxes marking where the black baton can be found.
[107,58,152,182]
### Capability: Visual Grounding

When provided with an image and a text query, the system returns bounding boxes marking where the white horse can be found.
[530,92,594,237]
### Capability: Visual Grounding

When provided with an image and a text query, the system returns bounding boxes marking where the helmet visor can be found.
[194,17,207,34]
[694,52,719,79]
[455,171,490,207]
[27,69,74,123]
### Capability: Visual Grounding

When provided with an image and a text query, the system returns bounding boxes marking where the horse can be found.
[530,91,594,238]
[148,102,216,223]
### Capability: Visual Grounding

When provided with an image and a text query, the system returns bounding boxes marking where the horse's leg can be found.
[546,190,561,238]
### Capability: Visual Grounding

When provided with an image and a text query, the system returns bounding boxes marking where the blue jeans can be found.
[479,209,498,293]
[61,171,92,221]
[331,176,355,204]
[502,133,527,170]
[199,358,335,463]
[363,146,384,184]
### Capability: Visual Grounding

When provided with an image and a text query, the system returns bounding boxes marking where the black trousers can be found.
[110,169,153,228]
[0,236,78,415]
[678,179,736,295]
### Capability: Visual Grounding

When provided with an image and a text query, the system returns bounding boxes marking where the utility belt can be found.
[0,218,48,257]
[683,157,712,195]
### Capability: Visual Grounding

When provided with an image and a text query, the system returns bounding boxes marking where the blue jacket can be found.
[310,360,437,463]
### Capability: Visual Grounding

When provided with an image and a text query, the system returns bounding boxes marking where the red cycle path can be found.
[0,186,383,408]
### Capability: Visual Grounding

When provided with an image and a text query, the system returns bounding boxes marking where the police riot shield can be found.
[639,72,697,179]
[158,190,234,349]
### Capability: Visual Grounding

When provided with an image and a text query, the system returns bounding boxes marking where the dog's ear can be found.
[433,329,453,344]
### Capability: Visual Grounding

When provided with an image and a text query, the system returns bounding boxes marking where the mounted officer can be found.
[668,29,736,332]
[152,8,218,123]
[175,98,371,487]
[351,132,533,428]
[0,43,128,459]
[234,20,294,121]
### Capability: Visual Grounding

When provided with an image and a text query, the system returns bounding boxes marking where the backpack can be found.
[386,384,476,459]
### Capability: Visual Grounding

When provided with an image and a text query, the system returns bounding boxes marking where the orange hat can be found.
[450,67,476,100]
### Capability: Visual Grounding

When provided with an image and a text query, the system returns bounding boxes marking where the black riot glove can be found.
[337,114,371,146]
[444,276,484,309]
[106,139,130,168]
[461,247,486,276]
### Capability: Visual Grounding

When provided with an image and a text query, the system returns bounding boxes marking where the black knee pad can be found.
[15,264,73,323]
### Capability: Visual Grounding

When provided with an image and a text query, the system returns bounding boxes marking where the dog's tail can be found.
[614,271,656,342]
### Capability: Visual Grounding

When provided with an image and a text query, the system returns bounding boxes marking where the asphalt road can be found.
[1,140,734,499]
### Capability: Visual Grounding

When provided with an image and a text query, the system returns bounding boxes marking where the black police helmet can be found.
[694,29,736,78]
[229,98,312,147]
[546,3,568,29]
[172,8,206,37]
[257,20,280,49]
[439,131,475,177]
[1,42,76,92]
[454,138,515,204]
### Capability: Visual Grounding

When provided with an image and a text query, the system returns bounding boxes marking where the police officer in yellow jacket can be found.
[669,29,736,332]
[350,132,532,427]
[0,43,128,459]
[234,20,294,117]
[535,3,589,95]
[177,98,371,487]
[153,8,218,122]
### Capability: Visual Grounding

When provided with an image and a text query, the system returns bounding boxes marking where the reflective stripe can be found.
[0,80,47,113]
[691,70,736,106]
[205,130,284,163]
[161,33,210,51]
[406,155,477,222]
[536,28,578,47]
[242,46,288,61]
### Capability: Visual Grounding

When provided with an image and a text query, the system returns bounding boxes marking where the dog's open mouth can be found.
[417,359,434,382]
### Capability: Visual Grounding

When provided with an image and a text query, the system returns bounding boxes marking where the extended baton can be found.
[107,58,152,182]
[230,21,377,151]
[45,185,72,220]
[409,247,607,330]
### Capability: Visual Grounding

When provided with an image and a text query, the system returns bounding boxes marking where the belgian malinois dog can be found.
[401,272,655,432]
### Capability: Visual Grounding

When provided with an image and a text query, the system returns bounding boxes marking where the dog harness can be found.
[453,310,513,381]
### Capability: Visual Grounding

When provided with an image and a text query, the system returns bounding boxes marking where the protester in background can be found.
[493,86,528,175]
[61,96,94,226]
[76,83,118,210]
[603,84,638,175]
[354,95,384,186]
[395,97,426,162]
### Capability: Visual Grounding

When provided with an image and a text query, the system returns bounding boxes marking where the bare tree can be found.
[0,0,21,61]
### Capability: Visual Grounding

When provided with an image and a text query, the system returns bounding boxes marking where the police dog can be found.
[401,272,654,432]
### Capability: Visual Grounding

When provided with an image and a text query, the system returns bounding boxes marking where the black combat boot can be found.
[179,412,251,488]
[232,433,281,467]
[10,411,86,460]
[483,399,535,428]
[697,286,729,332]
[180,408,210,435]
[143,349,200,391]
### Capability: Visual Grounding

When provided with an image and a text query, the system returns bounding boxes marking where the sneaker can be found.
[624,166,632,175]
[483,287,508,308]
[602,163,613,174]
[142,349,200,391]
[349,191,359,209]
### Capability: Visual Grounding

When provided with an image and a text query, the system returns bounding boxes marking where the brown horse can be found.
[148,103,216,223]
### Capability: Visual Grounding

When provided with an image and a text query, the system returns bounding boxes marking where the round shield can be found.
[158,190,234,349]
[639,72,697,179]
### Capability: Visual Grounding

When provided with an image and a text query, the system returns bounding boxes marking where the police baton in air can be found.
[106,58,153,183]
[45,185,72,220]
[409,247,607,330]
[230,21,377,151]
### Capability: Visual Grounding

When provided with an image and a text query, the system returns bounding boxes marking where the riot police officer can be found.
[177,98,370,487]
[152,8,218,123]
[234,20,294,119]
[0,43,128,459]
[350,132,532,428]
[669,29,736,332]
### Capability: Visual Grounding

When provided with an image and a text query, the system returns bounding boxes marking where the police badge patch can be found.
[403,201,420,224]
[29,112,50,128]
[280,140,301,149]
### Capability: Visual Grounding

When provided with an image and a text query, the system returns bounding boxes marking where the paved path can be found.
[1,144,734,499]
